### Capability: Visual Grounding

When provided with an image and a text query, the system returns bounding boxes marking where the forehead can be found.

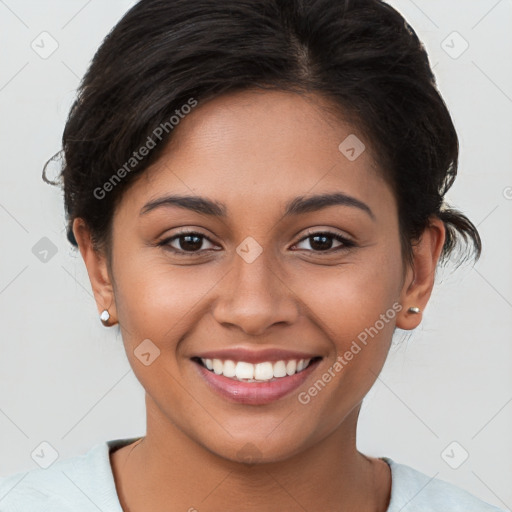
[119,89,393,221]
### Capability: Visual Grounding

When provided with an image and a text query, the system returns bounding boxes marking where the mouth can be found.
[191,354,323,405]
[192,356,322,382]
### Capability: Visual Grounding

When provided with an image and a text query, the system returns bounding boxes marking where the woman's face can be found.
[79,89,424,463]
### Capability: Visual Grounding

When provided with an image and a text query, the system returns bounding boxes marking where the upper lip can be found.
[193,347,322,364]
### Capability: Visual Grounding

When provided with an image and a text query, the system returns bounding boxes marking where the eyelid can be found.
[157,229,217,254]
[292,229,356,251]
[297,228,354,243]
[157,228,356,256]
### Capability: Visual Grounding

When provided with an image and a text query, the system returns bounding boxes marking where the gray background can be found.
[0,0,511,509]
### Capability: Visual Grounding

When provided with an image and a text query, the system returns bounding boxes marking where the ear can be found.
[72,218,117,326]
[396,216,446,330]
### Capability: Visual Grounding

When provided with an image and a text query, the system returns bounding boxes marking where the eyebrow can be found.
[140,192,375,221]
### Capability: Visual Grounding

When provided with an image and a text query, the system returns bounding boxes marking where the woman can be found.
[0,0,505,510]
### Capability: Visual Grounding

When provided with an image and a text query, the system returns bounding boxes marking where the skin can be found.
[73,89,445,512]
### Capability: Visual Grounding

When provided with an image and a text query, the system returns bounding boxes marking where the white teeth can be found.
[212,358,223,374]
[286,360,297,376]
[273,360,287,378]
[254,362,274,381]
[235,361,254,380]
[222,359,236,378]
[199,357,314,381]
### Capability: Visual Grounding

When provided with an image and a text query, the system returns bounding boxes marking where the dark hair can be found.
[43,0,481,270]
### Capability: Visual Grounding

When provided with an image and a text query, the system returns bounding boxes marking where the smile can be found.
[191,351,323,405]
[197,357,318,382]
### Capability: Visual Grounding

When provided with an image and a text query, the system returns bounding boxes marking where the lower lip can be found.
[193,359,321,405]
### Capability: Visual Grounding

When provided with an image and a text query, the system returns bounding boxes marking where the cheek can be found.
[289,247,402,390]
[113,254,222,343]
[294,252,402,339]
[295,265,399,423]
[113,228,402,351]
[301,278,396,385]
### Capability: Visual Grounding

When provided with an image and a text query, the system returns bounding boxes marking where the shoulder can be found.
[0,438,134,512]
[384,457,507,512]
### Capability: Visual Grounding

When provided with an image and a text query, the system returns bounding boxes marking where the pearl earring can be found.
[100,309,110,326]
[408,307,421,314]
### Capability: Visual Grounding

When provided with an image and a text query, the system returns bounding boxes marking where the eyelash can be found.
[157,229,356,256]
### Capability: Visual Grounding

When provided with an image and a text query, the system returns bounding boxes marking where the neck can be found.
[111,397,390,512]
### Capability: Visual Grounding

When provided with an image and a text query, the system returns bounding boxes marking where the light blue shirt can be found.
[0,437,506,511]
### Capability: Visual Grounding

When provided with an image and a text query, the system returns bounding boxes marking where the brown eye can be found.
[158,231,216,255]
[293,231,356,253]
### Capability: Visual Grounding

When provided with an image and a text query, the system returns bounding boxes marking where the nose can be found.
[211,248,300,336]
